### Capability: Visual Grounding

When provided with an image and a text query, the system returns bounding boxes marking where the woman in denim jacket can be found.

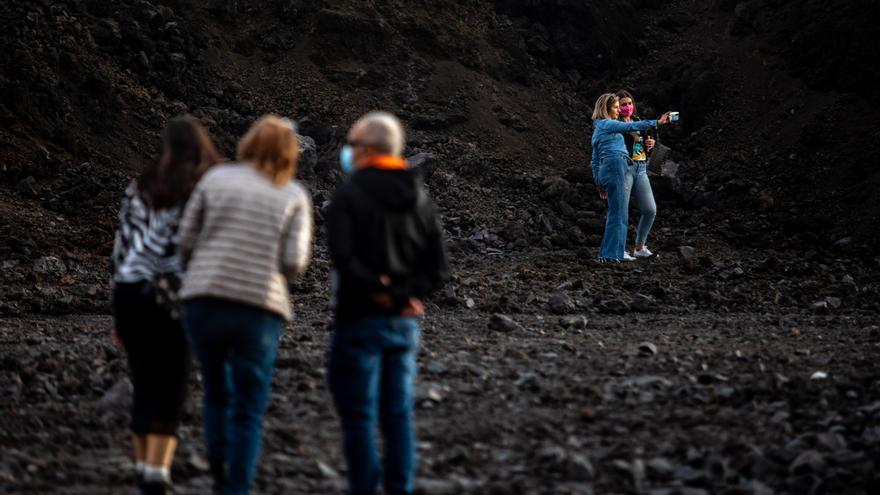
[590,93,670,261]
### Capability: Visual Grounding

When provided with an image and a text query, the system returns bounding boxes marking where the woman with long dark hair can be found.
[617,89,658,258]
[590,93,670,261]
[110,115,220,495]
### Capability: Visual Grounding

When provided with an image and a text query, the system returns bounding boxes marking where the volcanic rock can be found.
[33,256,66,276]
[566,453,595,481]
[638,341,658,356]
[408,152,440,181]
[674,465,708,485]
[415,381,447,403]
[537,445,567,464]
[187,453,210,472]
[296,134,318,177]
[646,457,674,479]
[789,450,826,475]
[16,177,41,198]
[549,292,577,314]
[811,301,831,315]
[414,478,460,495]
[631,293,657,312]
[599,299,630,314]
[488,314,523,333]
[559,315,588,330]
[97,378,132,410]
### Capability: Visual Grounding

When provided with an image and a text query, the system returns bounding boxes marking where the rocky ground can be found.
[1,0,879,494]
[4,251,880,494]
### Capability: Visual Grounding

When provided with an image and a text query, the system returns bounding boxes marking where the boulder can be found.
[33,256,66,277]
[488,314,523,333]
[599,298,630,314]
[549,292,577,314]
[408,152,440,181]
[559,315,588,330]
[566,453,595,481]
[296,134,318,178]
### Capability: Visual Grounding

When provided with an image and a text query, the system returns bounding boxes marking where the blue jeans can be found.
[327,317,420,495]
[182,299,283,495]
[626,161,657,246]
[598,154,632,260]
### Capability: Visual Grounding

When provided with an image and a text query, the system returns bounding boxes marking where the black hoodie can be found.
[326,167,450,320]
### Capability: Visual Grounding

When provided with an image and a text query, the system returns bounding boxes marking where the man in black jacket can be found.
[326,111,449,495]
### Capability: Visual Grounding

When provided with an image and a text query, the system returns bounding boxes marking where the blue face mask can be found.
[340,145,355,175]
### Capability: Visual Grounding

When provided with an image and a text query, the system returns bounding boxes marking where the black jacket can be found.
[326,167,450,320]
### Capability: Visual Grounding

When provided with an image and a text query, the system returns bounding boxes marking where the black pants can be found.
[113,281,191,436]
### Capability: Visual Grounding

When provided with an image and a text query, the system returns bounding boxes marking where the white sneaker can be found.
[623,252,636,262]
[633,247,653,258]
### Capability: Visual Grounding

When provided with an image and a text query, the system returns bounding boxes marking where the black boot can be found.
[139,479,173,495]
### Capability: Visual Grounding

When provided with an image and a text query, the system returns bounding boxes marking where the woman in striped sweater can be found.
[178,115,313,495]
[111,115,220,495]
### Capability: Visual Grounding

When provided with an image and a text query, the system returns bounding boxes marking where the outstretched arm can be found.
[600,119,658,134]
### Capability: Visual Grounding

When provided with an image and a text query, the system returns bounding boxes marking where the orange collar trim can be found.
[364,155,408,171]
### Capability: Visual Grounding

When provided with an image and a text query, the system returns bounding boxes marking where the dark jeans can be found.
[626,161,657,246]
[327,317,420,495]
[182,298,282,495]
[113,281,190,436]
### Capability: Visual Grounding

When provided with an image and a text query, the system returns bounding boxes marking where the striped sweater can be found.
[178,163,313,320]
[111,181,183,284]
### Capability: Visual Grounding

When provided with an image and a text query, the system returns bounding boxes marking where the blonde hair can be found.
[591,93,619,121]
[237,115,300,186]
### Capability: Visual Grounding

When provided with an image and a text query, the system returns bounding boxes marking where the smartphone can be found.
[669,112,680,122]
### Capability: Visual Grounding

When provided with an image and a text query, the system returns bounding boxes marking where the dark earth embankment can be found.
[1,0,878,494]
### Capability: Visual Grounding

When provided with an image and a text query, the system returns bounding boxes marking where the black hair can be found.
[137,115,221,208]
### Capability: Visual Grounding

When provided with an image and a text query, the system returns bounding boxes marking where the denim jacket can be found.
[589,118,657,181]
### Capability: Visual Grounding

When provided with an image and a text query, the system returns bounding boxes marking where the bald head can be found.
[348,111,405,157]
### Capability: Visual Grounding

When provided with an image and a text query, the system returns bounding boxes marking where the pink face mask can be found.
[619,104,634,117]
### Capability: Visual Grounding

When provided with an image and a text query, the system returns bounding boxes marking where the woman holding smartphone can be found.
[617,89,657,258]
[590,93,670,261]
